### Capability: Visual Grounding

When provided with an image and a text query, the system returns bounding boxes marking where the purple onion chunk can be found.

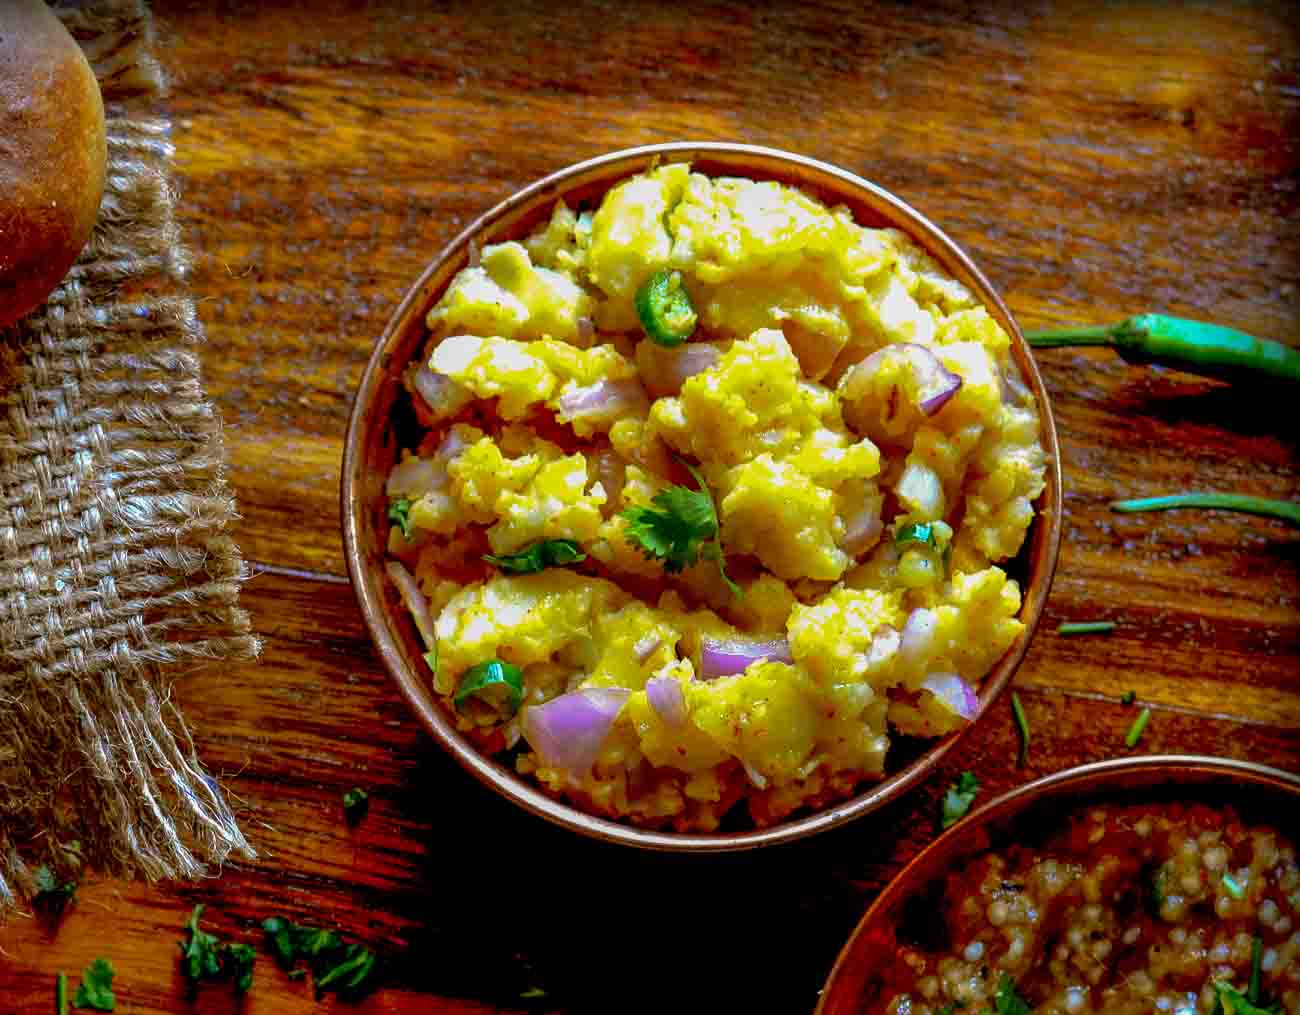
[645,675,687,726]
[522,687,630,772]
[699,634,794,679]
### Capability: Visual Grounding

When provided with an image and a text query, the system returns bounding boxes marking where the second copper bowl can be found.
[341,142,1064,851]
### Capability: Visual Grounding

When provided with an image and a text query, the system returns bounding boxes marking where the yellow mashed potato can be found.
[385,163,1047,832]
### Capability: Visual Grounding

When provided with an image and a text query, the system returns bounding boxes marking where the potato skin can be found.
[0,0,107,327]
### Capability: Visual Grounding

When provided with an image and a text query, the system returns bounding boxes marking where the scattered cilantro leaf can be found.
[261,916,296,969]
[72,958,114,1011]
[314,942,378,999]
[992,973,1031,1015]
[621,461,738,596]
[940,771,980,829]
[387,498,413,539]
[33,865,77,916]
[342,787,369,826]
[483,539,586,575]
[179,905,223,987]
[223,943,256,995]
[1212,979,1282,1015]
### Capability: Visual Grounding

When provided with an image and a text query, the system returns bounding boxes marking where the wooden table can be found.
[4,1,1298,1011]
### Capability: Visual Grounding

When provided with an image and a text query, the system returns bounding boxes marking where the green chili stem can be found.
[1112,493,1300,525]
[1011,692,1031,768]
[1057,621,1116,636]
[1023,324,1118,347]
[56,972,68,1015]
[1125,707,1152,748]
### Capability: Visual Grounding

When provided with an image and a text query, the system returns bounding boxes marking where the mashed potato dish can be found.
[383,163,1047,832]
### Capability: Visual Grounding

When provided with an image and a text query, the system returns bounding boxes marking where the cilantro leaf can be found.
[483,538,586,575]
[387,497,413,538]
[342,787,369,825]
[179,905,222,986]
[940,771,980,829]
[33,865,77,916]
[621,462,738,596]
[314,942,378,999]
[1212,980,1282,1015]
[223,943,256,995]
[992,973,1031,1015]
[72,958,114,1011]
[261,916,297,968]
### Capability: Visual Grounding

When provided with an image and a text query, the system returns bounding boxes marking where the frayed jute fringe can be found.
[0,0,259,910]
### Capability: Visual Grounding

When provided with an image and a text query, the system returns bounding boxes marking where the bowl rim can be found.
[341,141,1064,852]
[815,754,1300,1013]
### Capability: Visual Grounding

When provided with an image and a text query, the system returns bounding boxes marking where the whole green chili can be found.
[1057,621,1116,636]
[1025,314,1300,385]
[1112,493,1300,525]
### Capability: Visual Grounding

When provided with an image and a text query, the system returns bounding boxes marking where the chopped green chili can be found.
[1149,861,1170,910]
[1111,493,1300,526]
[483,539,586,575]
[454,659,524,719]
[1125,707,1152,748]
[1025,314,1300,385]
[895,521,947,586]
[1223,873,1246,900]
[1056,621,1116,636]
[1011,692,1031,768]
[1120,690,1136,705]
[895,521,938,551]
[635,269,697,346]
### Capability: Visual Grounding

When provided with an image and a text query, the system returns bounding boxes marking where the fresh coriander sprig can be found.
[387,497,414,538]
[483,539,586,575]
[73,958,115,1012]
[342,787,369,826]
[621,461,738,596]
[261,916,379,999]
[178,905,256,995]
[940,772,980,829]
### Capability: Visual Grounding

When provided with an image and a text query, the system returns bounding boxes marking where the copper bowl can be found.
[341,142,1063,851]
[816,755,1300,1013]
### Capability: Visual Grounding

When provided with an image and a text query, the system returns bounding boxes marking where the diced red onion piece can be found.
[435,427,470,462]
[897,461,944,519]
[385,453,446,497]
[577,316,595,344]
[522,687,630,772]
[1000,368,1032,408]
[699,634,793,679]
[385,560,436,652]
[842,343,963,417]
[666,343,722,392]
[842,502,884,555]
[900,608,938,665]
[645,676,687,727]
[920,672,979,721]
[742,761,769,790]
[410,364,471,420]
[557,379,648,421]
[503,719,522,750]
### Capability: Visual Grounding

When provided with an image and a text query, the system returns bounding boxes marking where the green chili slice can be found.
[635,269,697,346]
[1112,493,1300,526]
[483,539,586,575]
[1025,314,1300,385]
[454,659,524,719]
[895,521,938,551]
[1057,621,1116,636]
[1011,692,1031,768]
[1222,873,1246,900]
[1125,707,1152,748]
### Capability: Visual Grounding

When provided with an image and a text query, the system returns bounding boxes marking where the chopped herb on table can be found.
[56,972,68,1015]
[622,461,738,596]
[940,771,980,829]
[72,958,115,1012]
[387,497,413,538]
[483,538,586,575]
[1111,493,1300,526]
[342,786,369,825]
[634,269,697,346]
[1024,314,1300,386]
[261,916,378,999]
[1056,621,1115,636]
[1120,690,1136,705]
[1124,707,1152,748]
[178,905,255,994]
[1011,692,1031,768]
[33,864,78,916]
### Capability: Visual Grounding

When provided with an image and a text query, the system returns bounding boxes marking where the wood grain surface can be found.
[2,1,1297,1012]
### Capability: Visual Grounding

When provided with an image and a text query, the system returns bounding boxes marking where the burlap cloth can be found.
[0,0,259,909]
